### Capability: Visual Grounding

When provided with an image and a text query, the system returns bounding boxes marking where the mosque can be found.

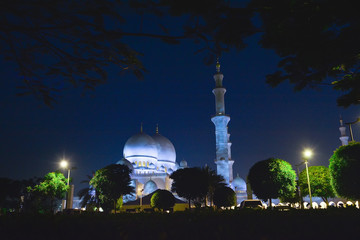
[117,61,247,204]
[115,61,353,209]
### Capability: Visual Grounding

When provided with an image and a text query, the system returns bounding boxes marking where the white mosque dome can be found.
[116,158,134,170]
[232,175,246,192]
[152,133,176,163]
[123,132,158,161]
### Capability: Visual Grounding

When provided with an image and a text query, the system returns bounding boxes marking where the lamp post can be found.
[60,160,70,185]
[60,159,71,209]
[303,149,313,209]
[295,163,304,209]
[139,188,144,211]
[345,117,360,142]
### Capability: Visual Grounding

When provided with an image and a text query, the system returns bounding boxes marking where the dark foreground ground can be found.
[1,209,359,240]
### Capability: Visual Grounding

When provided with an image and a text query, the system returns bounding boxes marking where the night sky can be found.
[0,9,359,191]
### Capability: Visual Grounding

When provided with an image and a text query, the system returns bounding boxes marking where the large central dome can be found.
[123,132,158,160]
[152,133,176,163]
[121,128,177,174]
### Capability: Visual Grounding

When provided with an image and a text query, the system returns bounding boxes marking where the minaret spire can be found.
[140,122,143,133]
[156,124,159,134]
[211,60,234,185]
[216,58,221,73]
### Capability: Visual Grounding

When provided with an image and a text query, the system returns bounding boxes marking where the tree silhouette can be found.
[202,166,225,206]
[170,167,208,209]
[1,0,255,106]
[213,186,236,208]
[77,172,100,211]
[249,0,360,107]
[90,164,134,213]
[150,189,175,211]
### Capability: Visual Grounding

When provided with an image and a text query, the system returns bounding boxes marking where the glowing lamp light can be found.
[60,160,68,169]
[303,149,313,159]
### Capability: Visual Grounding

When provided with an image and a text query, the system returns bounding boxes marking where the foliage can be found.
[0,178,22,210]
[150,189,175,211]
[1,0,256,106]
[213,186,236,208]
[4,1,359,108]
[27,172,68,213]
[247,158,297,205]
[170,167,208,208]
[249,0,360,107]
[299,166,336,204]
[78,173,99,209]
[90,164,134,213]
[279,180,301,204]
[202,166,225,206]
[329,142,360,200]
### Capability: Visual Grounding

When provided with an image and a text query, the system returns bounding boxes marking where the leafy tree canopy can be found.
[90,164,134,212]
[170,167,208,208]
[248,158,296,204]
[27,172,69,212]
[78,172,99,209]
[202,166,225,206]
[213,186,236,208]
[329,142,360,200]
[1,0,255,106]
[28,172,68,199]
[150,189,175,211]
[249,0,360,107]
[299,166,336,204]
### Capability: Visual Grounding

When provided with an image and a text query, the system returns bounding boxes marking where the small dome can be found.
[123,132,158,161]
[144,180,157,195]
[232,175,246,192]
[152,133,176,163]
[116,158,134,170]
[180,160,188,168]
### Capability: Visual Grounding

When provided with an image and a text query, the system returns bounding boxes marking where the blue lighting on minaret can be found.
[211,60,234,185]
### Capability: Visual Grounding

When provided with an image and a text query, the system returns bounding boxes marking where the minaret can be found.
[211,60,234,185]
[339,117,349,146]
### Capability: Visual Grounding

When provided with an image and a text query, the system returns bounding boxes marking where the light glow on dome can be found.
[122,130,177,175]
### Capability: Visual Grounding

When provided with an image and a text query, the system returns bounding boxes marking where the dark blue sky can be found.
[0,12,358,190]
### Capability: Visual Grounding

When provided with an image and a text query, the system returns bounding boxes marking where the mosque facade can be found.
[117,125,187,200]
[117,62,247,203]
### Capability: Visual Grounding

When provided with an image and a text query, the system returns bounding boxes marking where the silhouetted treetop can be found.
[249,0,360,107]
[1,0,255,106]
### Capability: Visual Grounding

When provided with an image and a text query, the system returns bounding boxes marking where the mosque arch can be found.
[144,180,158,195]
[319,202,327,209]
[337,201,345,208]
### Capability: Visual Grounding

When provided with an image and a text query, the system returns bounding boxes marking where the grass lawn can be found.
[1,208,359,240]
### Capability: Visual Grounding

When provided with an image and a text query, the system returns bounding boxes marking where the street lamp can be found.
[302,149,313,208]
[60,159,71,209]
[345,117,360,142]
[295,163,304,209]
[60,159,70,186]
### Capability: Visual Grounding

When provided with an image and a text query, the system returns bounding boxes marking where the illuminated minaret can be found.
[211,60,234,185]
[339,117,349,146]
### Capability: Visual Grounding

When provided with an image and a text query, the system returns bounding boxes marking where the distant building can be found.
[117,125,187,201]
[117,61,247,204]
